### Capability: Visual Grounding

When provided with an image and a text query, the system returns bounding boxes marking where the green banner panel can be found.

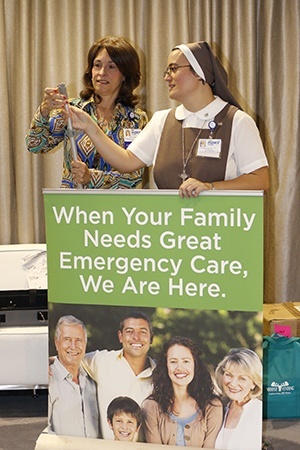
[44,190,263,312]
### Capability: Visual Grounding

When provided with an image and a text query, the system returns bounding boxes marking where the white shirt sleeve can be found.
[226,110,269,179]
[128,109,171,166]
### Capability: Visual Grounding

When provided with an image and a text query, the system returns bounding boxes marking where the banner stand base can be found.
[35,430,190,449]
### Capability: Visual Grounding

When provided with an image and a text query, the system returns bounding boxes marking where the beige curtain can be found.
[0,0,299,304]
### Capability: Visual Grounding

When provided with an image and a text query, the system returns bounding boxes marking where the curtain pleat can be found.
[257,0,300,302]
[0,0,299,303]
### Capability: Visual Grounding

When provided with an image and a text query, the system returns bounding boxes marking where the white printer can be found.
[0,244,48,392]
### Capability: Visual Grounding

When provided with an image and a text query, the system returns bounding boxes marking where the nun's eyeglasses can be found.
[163,64,191,78]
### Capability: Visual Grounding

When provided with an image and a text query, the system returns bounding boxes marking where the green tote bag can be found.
[263,334,300,419]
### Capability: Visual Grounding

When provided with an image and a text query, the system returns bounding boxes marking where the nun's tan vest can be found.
[153,104,238,189]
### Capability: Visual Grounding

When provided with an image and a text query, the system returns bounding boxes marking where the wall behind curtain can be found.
[0,0,299,304]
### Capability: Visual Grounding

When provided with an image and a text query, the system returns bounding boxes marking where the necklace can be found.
[96,107,113,132]
[179,121,207,182]
[97,114,110,132]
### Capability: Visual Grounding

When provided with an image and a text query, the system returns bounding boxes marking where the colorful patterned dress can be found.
[26,97,148,188]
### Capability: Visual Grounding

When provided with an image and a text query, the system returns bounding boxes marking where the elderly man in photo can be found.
[48,315,101,438]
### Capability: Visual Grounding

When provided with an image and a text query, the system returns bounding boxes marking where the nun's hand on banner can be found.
[179,177,213,198]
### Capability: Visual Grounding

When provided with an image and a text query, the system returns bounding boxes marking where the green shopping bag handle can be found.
[263,333,300,348]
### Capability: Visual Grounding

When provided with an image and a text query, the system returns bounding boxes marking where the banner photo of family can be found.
[42,190,264,450]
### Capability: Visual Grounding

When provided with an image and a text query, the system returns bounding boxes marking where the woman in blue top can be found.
[142,336,223,447]
[26,36,148,189]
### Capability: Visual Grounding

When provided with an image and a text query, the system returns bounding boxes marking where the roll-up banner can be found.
[40,190,264,450]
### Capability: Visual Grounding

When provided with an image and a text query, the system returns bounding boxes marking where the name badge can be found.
[196,139,222,158]
[124,129,141,148]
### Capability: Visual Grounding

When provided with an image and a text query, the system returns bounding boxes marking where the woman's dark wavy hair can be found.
[80,36,141,107]
[150,336,217,415]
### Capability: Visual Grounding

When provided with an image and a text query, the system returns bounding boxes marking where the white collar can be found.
[54,356,86,380]
[118,349,156,372]
[175,96,227,121]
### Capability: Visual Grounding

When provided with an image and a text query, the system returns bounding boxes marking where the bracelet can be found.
[210,182,216,190]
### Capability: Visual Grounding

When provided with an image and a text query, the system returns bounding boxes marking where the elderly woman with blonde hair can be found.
[214,348,262,450]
